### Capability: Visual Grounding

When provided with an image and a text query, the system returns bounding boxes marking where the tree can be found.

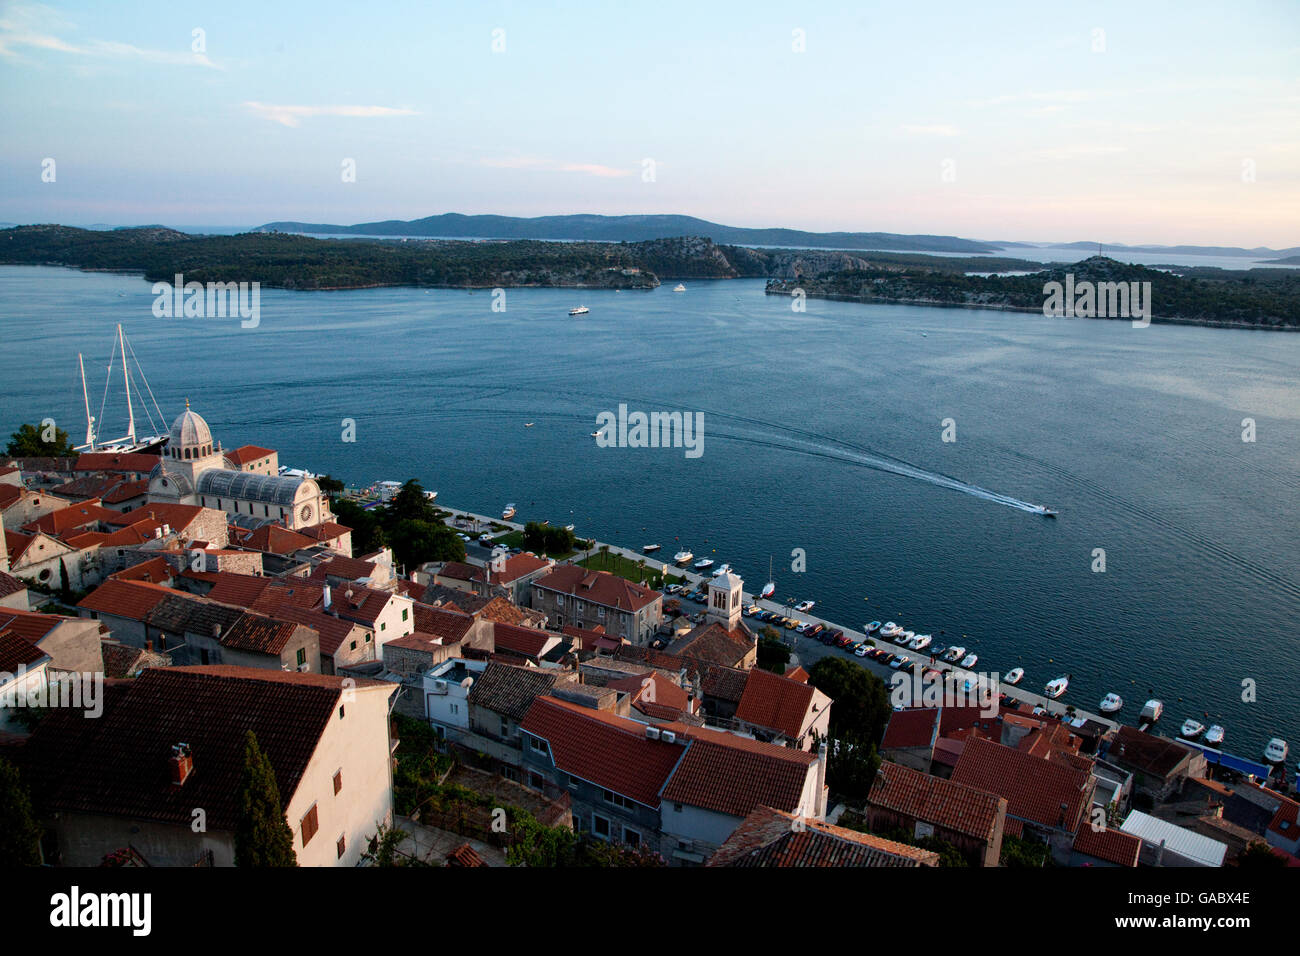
[331,498,385,556]
[1238,841,1286,868]
[6,422,74,458]
[387,479,438,525]
[233,731,297,867]
[387,517,465,570]
[808,656,893,744]
[58,559,71,602]
[316,474,345,495]
[0,758,42,865]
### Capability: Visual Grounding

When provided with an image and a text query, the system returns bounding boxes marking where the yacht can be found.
[1180,719,1206,739]
[673,284,686,292]
[1140,699,1164,724]
[760,556,776,599]
[1003,667,1024,686]
[569,305,589,315]
[673,549,694,565]
[502,504,517,520]
[1264,738,1289,764]
[1043,676,1069,699]
[1099,693,1124,714]
[795,600,815,613]
[693,557,715,571]
[1205,725,1226,747]
[73,324,171,455]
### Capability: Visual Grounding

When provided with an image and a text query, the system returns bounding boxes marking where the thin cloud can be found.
[243,102,420,127]
[481,156,632,178]
[0,3,221,68]
[902,124,960,137]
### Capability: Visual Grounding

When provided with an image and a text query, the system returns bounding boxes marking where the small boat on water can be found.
[960,653,978,669]
[1264,738,1289,764]
[1205,725,1226,747]
[569,305,589,315]
[865,621,882,634]
[909,634,932,651]
[673,284,686,292]
[590,431,602,437]
[1043,675,1069,699]
[942,646,966,663]
[1180,719,1206,739]
[642,544,661,553]
[524,422,534,428]
[795,600,815,613]
[563,523,575,532]
[879,622,903,638]
[502,503,517,520]
[711,563,732,577]
[760,556,775,599]
[1030,505,1058,518]
[1140,699,1164,723]
[673,549,694,565]
[1099,693,1124,714]
[1004,667,1024,686]
[693,557,715,571]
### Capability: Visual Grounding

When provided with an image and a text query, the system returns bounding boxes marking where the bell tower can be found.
[707,572,743,630]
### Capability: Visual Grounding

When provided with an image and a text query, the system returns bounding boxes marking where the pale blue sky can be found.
[1,0,1297,245]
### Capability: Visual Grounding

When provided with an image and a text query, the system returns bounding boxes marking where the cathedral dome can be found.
[169,405,212,449]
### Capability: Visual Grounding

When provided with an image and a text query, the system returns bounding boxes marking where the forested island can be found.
[3,225,1297,328]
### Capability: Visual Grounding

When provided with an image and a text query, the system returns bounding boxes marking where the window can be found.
[300,805,319,846]
[333,770,343,795]
[336,835,346,859]
[339,705,346,719]
[598,607,605,620]
[402,608,409,621]
[528,735,549,755]
[602,789,633,810]
[528,771,545,791]
[296,648,307,667]
[623,827,641,847]
[350,640,357,651]
[381,622,386,631]
[555,595,565,609]
[592,815,611,839]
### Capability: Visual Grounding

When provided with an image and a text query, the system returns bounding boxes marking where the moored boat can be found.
[1140,699,1164,723]
[569,305,589,315]
[693,557,715,571]
[673,549,694,565]
[1264,738,1289,764]
[865,621,882,634]
[711,563,732,577]
[960,653,978,669]
[1205,725,1225,747]
[1004,667,1024,686]
[1043,675,1069,699]
[795,600,815,613]
[642,544,661,553]
[502,503,517,520]
[1099,693,1124,714]
[1180,719,1206,739]
[760,556,775,599]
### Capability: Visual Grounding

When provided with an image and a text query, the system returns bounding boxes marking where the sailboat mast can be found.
[79,353,95,449]
[118,323,136,444]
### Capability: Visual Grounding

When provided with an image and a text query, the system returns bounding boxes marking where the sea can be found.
[1,263,1297,761]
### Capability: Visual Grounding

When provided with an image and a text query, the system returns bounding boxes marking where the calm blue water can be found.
[2,265,1298,757]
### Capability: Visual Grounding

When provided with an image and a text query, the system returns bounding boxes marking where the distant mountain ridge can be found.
[252,212,998,254]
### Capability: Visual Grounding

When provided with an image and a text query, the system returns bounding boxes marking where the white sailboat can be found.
[760,556,776,599]
[75,324,169,454]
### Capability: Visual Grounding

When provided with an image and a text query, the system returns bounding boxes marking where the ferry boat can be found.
[642,544,661,553]
[569,305,589,315]
[673,284,686,292]
[1099,693,1124,714]
[795,600,815,613]
[1004,667,1024,686]
[1205,725,1225,747]
[673,549,694,565]
[502,503,517,520]
[1180,719,1206,739]
[1043,676,1070,699]
[693,557,715,571]
[1264,738,1289,764]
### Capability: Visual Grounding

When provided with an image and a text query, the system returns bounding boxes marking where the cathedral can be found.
[147,403,332,531]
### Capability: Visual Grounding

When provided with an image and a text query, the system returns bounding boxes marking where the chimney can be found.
[170,743,193,786]
[145,639,153,652]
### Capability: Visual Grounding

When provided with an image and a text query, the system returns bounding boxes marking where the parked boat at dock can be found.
[1205,725,1225,747]
[502,503,517,520]
[865,621,882,634]
[1099,693,1124,714]
[673,549,693,565]
[1004,667,1024,686]
[642,544,661,553]
[1043,676,1069,699]
[693,557,715,571]
[1140,699,1164,723]
[760,556,775,598]
[795,600,815,613]
[1264,738,1289,764]
[1180,719,1206,739]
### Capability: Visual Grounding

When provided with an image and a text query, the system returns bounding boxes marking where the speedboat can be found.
[569,305,589,315]
[711,563,732,577]
[960,653,978,669]
[502,504,517,520]
[897,630,915,645]
[1140,699,1164,723]
[909,634,932,651]
[673,549,694,565]
[693,557,715,571]
[878,622,900,638]
[1180,719,1206,739]
[524,422,534,428]
[942,646,966,663]
[1264,738,1289,764]
[1043,676,1069,699]
[795,600,815,613]
[1004,667,1024,686]
[563,523,575,531]
[1205,725,1225,747]
[1099,693,1124,714]
[865,621,882,634]
[673,284,686,292]
[642,544,661,553]
[1030,505,1058,518]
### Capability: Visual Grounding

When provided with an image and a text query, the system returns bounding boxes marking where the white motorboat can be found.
[673,284,686,292]
[865,621,882,634]
[1030,505,1058,518]
[502,503,517,520]
[909,634,932,651]
[524,422,534,428]
[1205,725,1225,747]
[960,654,978,669]
[673,550,694,565]
[642,544,661,553]
[1140,699,1164,723]
[569,305,590,315]
[1264,738,1289,764]
[1004,667,1024,686]
[942,646,966,663]
[1043,676,1069,699]
[693,557,715,571]
[879,622,902,638]
[1180,719,1206,739]
[795,600,815,613]
[1099,693,1124,714]
[711,563,732,577]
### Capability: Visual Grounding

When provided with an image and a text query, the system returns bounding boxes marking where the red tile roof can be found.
[22,501,118,536]
[0,607,75,645]
[1072,823,1142,866]
[77,578,175,621]
[411,603,474,644]
[708,805,938,867]
[105,504,206,533]
[256,604,357,656]
[658,722,818,819]
[224,445,276,467]
[951,737,1094,833]
[229,524,315,555]
[533,564,661,613]
[205,571,275,608]
[72,451,160,474]
[0,570,26,601]
[881,708,941,750]
[103,478,149,504]
[308,555,382,583]
[1267,797,1300,841]
[218,613,304,656]
[520,696,684,807]
[0,628,51,672]
[868,760,1006,842]
[735,667,820,738]
[107,557,175,585]
[492,622,556,660]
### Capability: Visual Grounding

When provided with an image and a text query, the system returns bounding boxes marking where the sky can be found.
[0,0,1297,247]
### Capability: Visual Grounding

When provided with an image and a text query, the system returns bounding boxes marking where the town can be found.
[1,403,1295,869]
